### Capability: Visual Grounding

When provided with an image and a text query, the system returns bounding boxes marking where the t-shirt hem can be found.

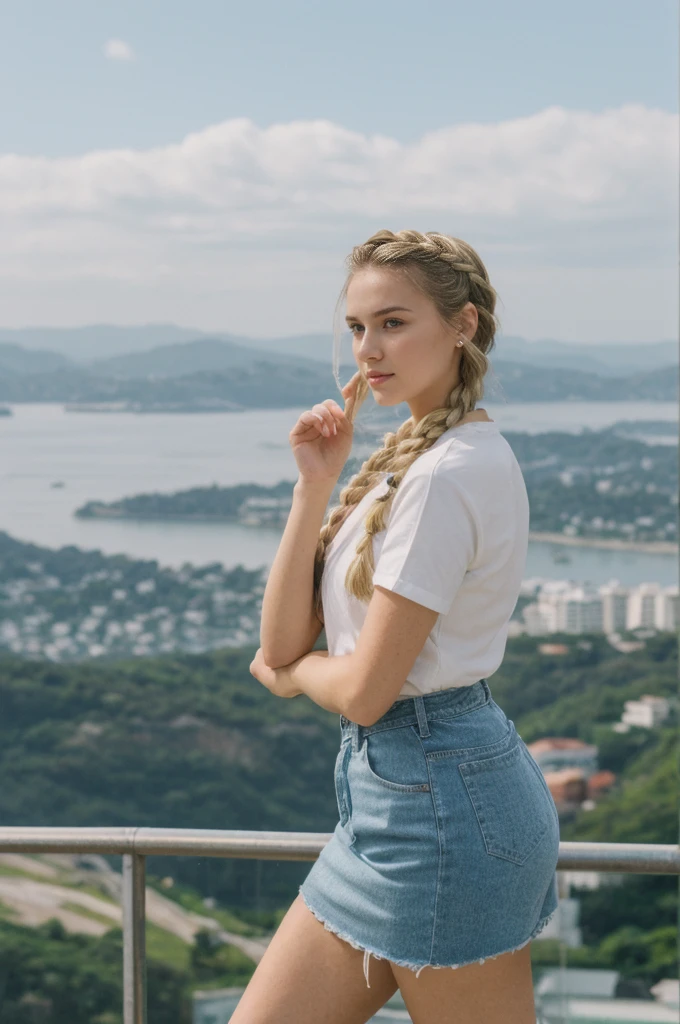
[373,572,448,614]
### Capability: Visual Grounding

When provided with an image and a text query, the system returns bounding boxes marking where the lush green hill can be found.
[0,632,676,990]
[0,919,187,1024]
[486,632,678,843]
[0,643,336,907]
[487,631,678,980]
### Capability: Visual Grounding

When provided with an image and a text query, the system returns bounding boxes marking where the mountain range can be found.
[0,328,676,405]
[0,323,676,377]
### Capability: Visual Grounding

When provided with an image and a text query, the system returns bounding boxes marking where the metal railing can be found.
[0,827,678,1024]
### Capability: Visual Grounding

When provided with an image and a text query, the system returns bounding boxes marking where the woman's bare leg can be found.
[229,893,399,1024]
[391,943,537,1024]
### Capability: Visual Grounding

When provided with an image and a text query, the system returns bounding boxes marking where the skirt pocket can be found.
[360,727,431,793]
[459,740,555,866]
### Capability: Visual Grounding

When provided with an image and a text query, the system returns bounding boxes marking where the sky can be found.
[0,0,677,343]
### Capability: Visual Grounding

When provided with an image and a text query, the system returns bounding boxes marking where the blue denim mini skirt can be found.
[299,679,560,989]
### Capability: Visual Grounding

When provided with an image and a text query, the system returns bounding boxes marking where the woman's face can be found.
[346,267,478,423]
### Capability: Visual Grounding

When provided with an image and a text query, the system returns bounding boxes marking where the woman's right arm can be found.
[259,476,335,669]
[259,372,361,670]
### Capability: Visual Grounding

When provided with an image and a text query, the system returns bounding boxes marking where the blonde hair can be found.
[312,228,500,622]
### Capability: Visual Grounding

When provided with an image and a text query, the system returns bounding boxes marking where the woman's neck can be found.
[457,408,494,425]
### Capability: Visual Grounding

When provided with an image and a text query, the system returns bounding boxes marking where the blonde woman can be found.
[243,229,560,1024]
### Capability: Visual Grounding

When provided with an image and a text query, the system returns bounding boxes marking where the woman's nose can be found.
[355,331,382,359]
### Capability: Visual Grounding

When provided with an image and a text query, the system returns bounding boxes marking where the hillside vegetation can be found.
[0,631,676,1015]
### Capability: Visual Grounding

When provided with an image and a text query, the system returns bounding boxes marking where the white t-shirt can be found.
[320,420,529,699]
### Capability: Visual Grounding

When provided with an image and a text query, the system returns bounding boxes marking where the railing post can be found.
[122,852,147,1024]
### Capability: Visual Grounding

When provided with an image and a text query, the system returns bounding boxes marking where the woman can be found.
[241,229,560,1024]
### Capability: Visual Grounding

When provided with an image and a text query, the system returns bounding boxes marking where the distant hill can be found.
[0,342,75,375]
[247,332,679,380]
[87,337,311,378]
[0,346,676,404]
[0,324,224,362]
[491,336,678,378]
[0,323,676,377]
[486,360,678,402]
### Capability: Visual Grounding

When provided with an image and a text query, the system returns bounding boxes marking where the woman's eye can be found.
[348,319,402,334]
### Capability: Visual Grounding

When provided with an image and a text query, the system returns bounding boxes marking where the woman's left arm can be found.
[251,581,441,726]
[249,647,358,717]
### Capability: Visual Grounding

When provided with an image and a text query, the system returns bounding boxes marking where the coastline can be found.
[529,531,678,555]
[75,511,678,554]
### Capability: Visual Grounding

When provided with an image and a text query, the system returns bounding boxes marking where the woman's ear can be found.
[463,301,479,339]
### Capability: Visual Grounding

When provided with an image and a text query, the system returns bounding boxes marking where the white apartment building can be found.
[620,695,672,729]
[520,580,678,637]
[527,582,603,634]
[560,586,603,633]
[627,582,662,629]
[599,582,629,632]
[655,585,679,630]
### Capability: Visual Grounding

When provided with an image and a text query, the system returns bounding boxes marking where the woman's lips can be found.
[367,374,394,387]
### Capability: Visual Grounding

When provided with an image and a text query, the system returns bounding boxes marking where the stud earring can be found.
[457,335,466,347]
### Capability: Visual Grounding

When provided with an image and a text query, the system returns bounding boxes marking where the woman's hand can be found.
[289,371,362,485]
[249,647,303,698]
[249,648,330,699]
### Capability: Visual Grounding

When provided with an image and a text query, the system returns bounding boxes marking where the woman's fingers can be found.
[321,398,348,430]
[292,408,335,438]
[290,393,353,441]
[311,401,344,435]
[341,371,362,418]
[289,411,325,437]
[311,411,335,436]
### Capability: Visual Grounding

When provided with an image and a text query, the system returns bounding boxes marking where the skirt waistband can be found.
[340,679,491,752]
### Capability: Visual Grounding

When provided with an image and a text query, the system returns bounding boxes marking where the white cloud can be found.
[103,39,135,62]
[0,105,675,232]
[0,105,676,339]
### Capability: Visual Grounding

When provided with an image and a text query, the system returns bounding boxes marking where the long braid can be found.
[312,229,499,621]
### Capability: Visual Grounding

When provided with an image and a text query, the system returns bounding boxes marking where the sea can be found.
[0,400,677,588]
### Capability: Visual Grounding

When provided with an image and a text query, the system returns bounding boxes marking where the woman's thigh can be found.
[391,943,537,1024]
[229,893,399,1024]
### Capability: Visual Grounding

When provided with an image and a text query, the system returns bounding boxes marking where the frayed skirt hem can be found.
[299,885,558,989]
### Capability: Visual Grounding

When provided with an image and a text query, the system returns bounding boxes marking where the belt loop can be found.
[414,695,430,738]
[480,678,490,701]
[350,720,360,753]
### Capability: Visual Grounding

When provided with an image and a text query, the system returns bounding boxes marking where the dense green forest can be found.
[0,633,676,895]
[0,632,676,1019]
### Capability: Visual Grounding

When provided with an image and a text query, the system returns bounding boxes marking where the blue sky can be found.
[2,0,677,153]
[0,0,677,342]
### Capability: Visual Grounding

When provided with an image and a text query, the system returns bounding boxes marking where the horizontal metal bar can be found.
[0,827,678,874]
[556,841,680,874]
[0,827,330,860]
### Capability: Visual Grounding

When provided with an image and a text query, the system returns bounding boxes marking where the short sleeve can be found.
[372,459,480,615]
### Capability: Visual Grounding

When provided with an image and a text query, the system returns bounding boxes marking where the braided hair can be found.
[312,229,500,623]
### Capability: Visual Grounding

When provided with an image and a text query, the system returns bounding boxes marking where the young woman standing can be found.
[241,229,560,1024]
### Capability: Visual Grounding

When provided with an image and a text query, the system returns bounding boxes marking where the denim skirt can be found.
[299,679,560,989]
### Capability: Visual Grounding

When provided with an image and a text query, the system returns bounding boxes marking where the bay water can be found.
[0,400,677,587]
